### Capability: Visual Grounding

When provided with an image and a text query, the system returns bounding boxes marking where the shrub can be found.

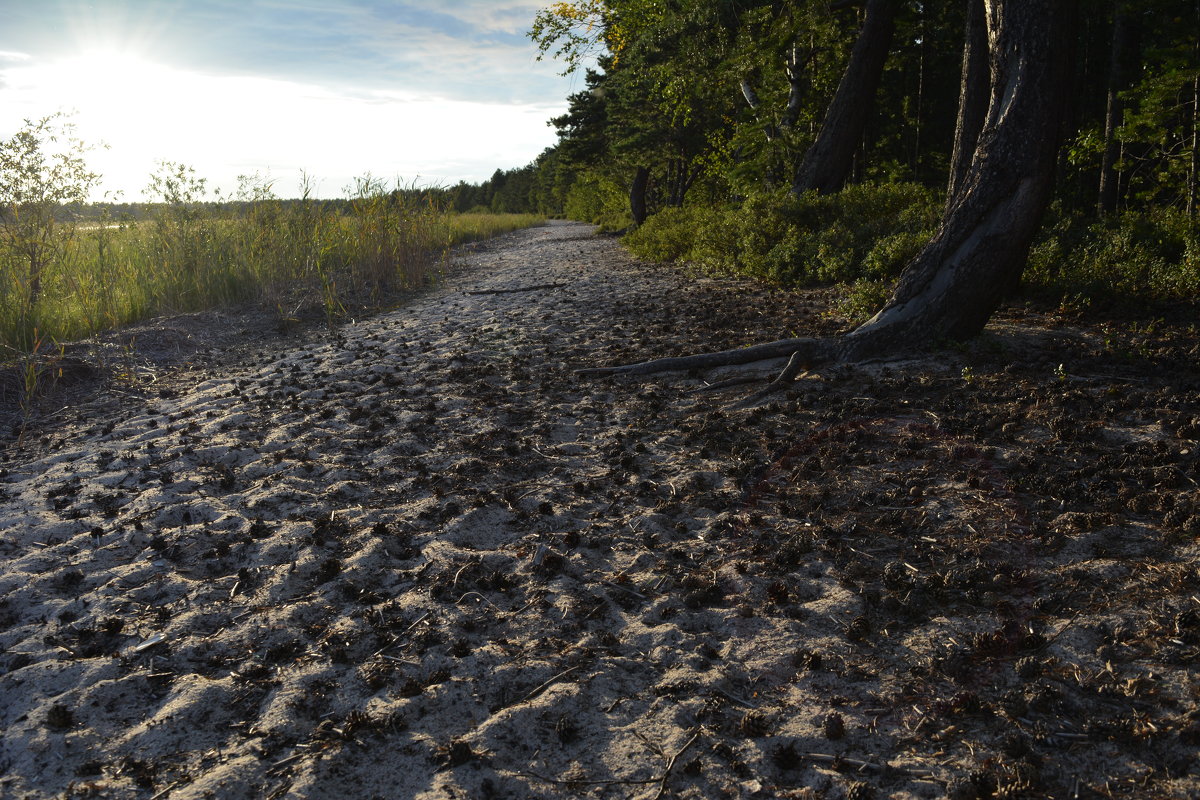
[625,182,939,288]
[1024,207,1200,306]
[564,174,631,232]
[835,278,896,325]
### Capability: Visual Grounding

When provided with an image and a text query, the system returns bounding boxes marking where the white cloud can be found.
[0,2,576,199]
[0,50,564,200]
[434,1,549,35]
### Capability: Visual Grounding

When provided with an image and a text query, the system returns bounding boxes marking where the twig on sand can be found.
[602,580,649,600]
[683,375,762,395]
[647,728,703,800]
[148,778,190,800]
[799,751,935,779]
[464,282,566,295]
[517,664,582,706]
[515,727,703,798]
[517,769,658,787]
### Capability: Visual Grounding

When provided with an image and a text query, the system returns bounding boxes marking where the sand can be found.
[1,220,1198,799]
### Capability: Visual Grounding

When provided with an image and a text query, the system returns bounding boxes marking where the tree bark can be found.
[842,0,1074,360]
[1190,70,1199,218]
[630,166,650,226]
[792,0,900,195]
[946,0,989,206]
[1098,3,1138,216]
[580,0,1076,392]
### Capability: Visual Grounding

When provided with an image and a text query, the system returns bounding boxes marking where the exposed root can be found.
[730,350,812,409]
[577,336,841,407]
[575,337,833,378]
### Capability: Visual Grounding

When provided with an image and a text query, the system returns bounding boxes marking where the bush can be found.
[625,182,939,288]
[835,278,896,325]
[564,174,631,232]
[1024,207,1200,305]
[623,205,719,263]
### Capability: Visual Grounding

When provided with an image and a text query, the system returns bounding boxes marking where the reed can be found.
[0,167,544,352]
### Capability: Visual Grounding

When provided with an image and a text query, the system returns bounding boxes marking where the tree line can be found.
[459,1,1197,325]
[472,0,1199,378]
[512,0,1198,221]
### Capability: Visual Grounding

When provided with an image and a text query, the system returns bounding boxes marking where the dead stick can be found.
[517,664,582,706]
[650,728,703,800]
[464,282,566,295]
[683,375,762,395]
[518,769,658,787]
[800,752,934,778]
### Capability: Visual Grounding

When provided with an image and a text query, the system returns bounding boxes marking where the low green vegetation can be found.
[623,185,1200,318]
[0,116,544,355]
[624,183,938,285]
[497,1,1200,322]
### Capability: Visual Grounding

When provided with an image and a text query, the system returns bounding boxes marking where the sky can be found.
[0,0,582,200]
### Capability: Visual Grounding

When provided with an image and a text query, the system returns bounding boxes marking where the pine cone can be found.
[845,780,874,800]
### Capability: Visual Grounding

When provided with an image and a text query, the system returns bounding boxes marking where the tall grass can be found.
[0,172,545,351]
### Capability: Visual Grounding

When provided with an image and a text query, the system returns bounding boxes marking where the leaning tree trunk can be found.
[841,0,1074,361]
[1098,3,1138,216]
[579,0,1076,398]
[792,0,899,195]
[630,166,650,226]
[946,0,989,206]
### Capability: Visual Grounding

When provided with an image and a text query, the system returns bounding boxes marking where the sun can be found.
[10,46,200,198]
[55,47,175,102]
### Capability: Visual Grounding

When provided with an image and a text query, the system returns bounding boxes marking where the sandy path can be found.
[2,220,1199,799]
[0,221,838,799]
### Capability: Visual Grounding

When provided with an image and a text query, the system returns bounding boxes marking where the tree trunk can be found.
[1189,70,1199,218]
[842,0,1074,360]
[792,0,899,195]
[946,0,989,206]
[781,41,806,131]
[1190,31,1199,218]
[1098,3,1138,216]
[630,166,650,226]
[580,0,1076,391]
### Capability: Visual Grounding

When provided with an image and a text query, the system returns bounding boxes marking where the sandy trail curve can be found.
[2,220,1199,799]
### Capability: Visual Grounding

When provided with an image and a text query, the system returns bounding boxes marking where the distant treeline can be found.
[67,173,563,222]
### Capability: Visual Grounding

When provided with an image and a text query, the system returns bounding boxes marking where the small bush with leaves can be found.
[625,182,938,288]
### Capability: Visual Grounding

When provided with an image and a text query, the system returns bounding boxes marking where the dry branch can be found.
[464,282,566,295]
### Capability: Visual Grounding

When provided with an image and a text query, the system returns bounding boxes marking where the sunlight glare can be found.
[1,45,561,200]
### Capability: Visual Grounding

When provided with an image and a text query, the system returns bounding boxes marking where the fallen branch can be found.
[518,769,658,787]
[464,282,566,295]
[799,751,935,779]
[516,664,582,706]
[683,375,762,395]
[648,728,703,800]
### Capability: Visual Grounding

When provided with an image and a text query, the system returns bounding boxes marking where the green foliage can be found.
[1025,207,1200,304]
[564,172,631,231]
[622,204,721,263]
[835,278,896,325]
[0,114,101,349]
[0,127,544,351]
[528,0,1200,323]
[625,182,938,287]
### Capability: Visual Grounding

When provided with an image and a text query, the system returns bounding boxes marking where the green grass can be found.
[0,197,544,352]
[442,212,546,244]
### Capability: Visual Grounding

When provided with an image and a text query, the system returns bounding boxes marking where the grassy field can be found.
[0,195,543,354]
